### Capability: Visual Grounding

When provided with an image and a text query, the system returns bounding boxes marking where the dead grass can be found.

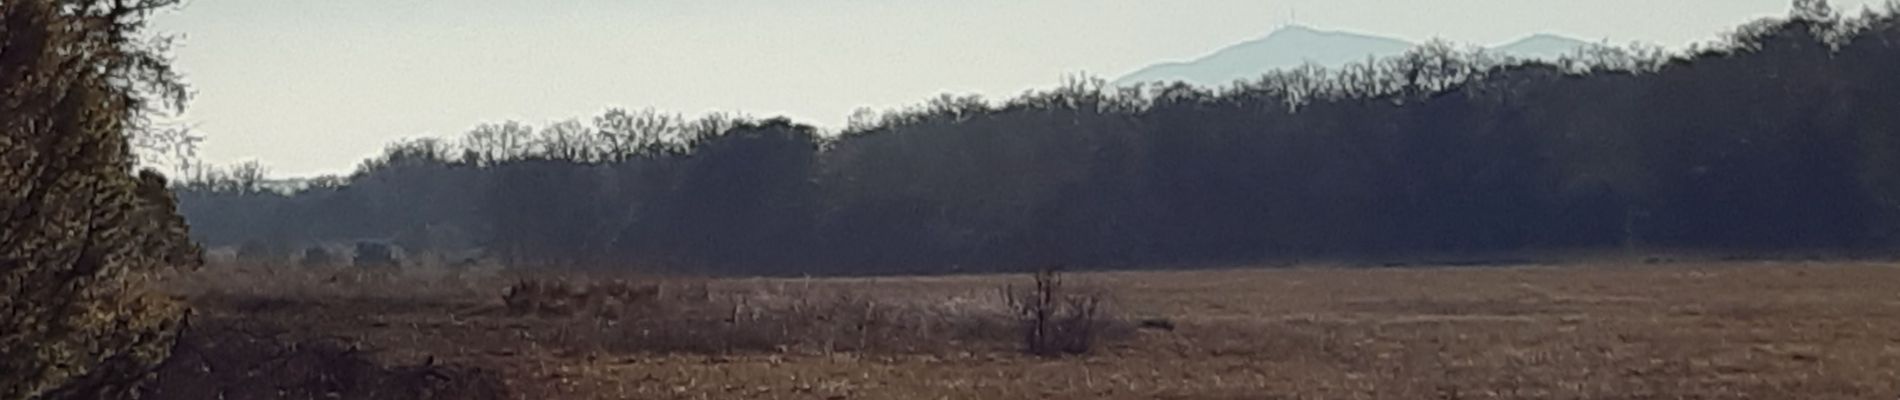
[157,261,1900,399]
[161,264,509,305]
[158,265,1062,359]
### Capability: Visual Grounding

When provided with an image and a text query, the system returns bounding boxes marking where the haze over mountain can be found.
[1115,25,1597,87]
[1495,33,1601,60]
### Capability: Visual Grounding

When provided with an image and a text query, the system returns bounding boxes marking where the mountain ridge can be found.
[1115,26,1597,87]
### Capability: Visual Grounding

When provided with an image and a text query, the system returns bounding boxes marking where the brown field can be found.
[161,261,1900,399]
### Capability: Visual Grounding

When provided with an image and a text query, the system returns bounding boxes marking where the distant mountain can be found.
[1114,26,1597,87]
[1493,34,1597,61]
[1115,26,1412,88]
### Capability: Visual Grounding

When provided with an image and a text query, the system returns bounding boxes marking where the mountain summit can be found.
[1114,26,1596,87]
[1493,34,1597,60]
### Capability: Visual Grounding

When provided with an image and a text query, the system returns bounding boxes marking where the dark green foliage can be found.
[175,3,1900,275]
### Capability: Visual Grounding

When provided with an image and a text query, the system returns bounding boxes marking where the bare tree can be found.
[229,161,270,194]
[594,108,682,160]
[130,122,204,176]
[461,121,535,164]
[534,119,597,161]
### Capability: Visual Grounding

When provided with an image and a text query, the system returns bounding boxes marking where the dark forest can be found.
[177,3,1900,275]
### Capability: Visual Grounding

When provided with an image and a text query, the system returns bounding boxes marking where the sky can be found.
[151,0,1887,176]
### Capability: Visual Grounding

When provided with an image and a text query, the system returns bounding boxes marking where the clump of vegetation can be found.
[1004,268,1113,356]
[354,242,400,269]
[0,0,201,398]
[300,246,339,268]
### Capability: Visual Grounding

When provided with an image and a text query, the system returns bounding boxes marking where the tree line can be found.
[177,2,1900,275]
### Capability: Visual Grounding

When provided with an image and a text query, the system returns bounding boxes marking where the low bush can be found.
[1003,267,1115,356]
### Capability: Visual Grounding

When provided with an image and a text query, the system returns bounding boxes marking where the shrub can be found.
[1003,267,1110,356]
[300,246,339,268]
[354,242,400,269]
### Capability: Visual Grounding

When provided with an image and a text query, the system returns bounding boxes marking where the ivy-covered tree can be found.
[0,0,202,398]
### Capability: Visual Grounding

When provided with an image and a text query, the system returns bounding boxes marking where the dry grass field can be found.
[158,261,1900,399]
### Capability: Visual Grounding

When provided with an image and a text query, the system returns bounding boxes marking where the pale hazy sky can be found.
[152,0,1884,176]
